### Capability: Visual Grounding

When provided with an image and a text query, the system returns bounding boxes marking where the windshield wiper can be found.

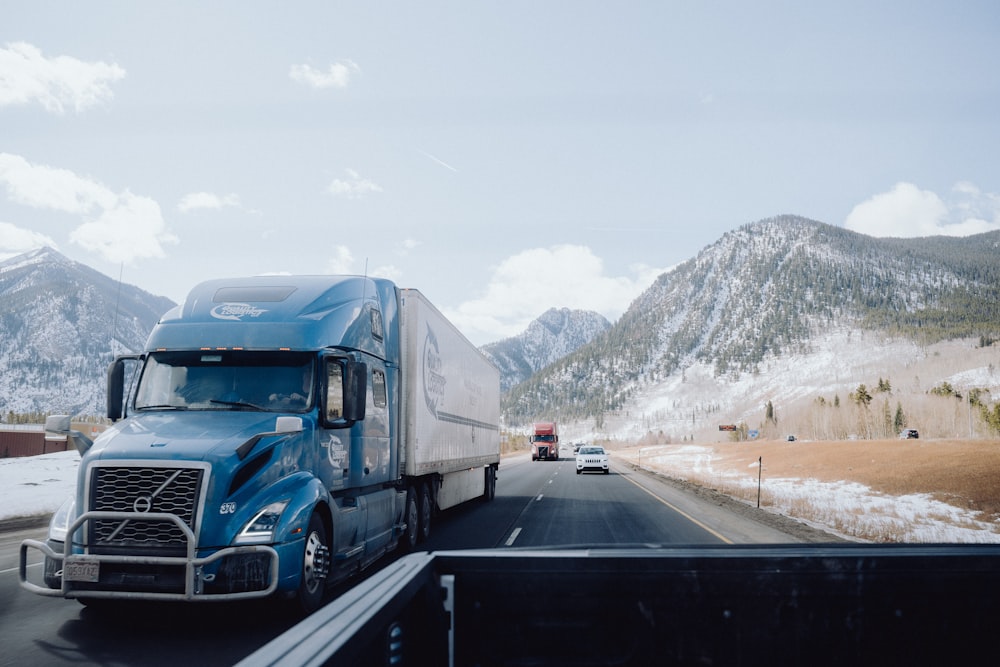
[137,404,188,411]
[211,399,265,410]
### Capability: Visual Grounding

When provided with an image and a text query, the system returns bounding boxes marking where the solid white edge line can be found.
[618,465,733,544]
[0,561,41,576]
[505,527,522,546]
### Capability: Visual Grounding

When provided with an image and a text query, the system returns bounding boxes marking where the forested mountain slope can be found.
[0,248,174,417]
[503,216,1000,427]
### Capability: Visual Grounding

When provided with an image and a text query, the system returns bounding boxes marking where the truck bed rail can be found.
[237,543,1000,666]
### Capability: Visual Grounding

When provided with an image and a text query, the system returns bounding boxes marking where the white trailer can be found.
[399,289,501,511]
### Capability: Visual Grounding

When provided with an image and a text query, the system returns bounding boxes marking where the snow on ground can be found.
[0,450,79,522]
[616,446,1000,544]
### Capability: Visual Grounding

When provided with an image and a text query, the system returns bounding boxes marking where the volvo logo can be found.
[133,496,153,513]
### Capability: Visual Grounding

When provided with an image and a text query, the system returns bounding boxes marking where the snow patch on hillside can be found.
[573,331,1000,444]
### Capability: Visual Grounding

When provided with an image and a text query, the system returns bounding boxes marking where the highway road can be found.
[0,448,807,666]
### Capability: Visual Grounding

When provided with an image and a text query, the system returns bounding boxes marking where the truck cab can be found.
[20,275,500,614]
[530,421,559,461]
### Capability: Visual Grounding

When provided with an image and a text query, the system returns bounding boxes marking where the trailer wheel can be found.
[402,486,420,551]
[296,513,330,614]
[418,482,432,542]
[483,466,496,501]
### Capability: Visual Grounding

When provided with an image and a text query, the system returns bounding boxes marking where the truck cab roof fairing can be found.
[146,275,398,358]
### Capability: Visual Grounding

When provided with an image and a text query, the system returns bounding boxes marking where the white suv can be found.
[576,446,609,475]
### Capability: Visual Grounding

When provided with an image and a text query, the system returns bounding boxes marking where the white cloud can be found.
[0,153,176,263]
[444,245,669,345]
[0,221,58,257]
[70,191,177,263]
[946,181,1000,235]
[289,60,360,89]
[0,153,115,213]
[177,191,242,213]
[327,168,383,199]
[844,182,1000,238]
[0,41,125,113]
[369,264,402,281]
[325,245,355,274]
[323,244,401,281]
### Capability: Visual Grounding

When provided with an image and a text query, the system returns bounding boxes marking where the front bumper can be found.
[19,510,280,602]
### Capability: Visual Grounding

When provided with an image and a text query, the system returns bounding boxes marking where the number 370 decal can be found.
[219,502,237,515]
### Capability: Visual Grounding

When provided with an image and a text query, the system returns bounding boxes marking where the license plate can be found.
[64,558,100,583]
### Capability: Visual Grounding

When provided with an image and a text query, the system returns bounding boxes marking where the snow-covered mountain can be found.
[0,248,175,417]
[503,216,1000,436]
[481,308,611,392]
[4,216,1000,438]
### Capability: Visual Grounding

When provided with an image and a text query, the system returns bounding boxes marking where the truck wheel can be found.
[418,482,432,542]
[296,513,330,614]
[483,466,496,502]
[402,486,420,551]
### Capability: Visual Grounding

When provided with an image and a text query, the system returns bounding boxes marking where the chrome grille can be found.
[89,466,204,550]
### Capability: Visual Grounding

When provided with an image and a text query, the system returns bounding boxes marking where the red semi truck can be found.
[530,422,559,461]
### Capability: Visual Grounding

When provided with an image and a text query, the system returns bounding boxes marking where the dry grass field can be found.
[709,438,1000,519]
[614,438,1000,542]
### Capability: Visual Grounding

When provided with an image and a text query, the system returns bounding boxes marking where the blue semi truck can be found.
[20,275,500,613]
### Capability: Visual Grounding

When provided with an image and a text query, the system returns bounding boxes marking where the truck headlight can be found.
[234,500,289,545]
[48,497,75,543]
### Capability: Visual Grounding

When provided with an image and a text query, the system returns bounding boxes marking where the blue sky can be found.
[1,1,998,345]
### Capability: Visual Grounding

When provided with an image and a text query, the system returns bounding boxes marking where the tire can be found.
[402,486,420,551]
[576,468,581,475]
[296,513,330,614]
[418,482,433,543]
[483,466,496,502]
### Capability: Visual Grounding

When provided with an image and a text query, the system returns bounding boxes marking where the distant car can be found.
[576,445,609,475]
[786,435,796,442]
[573,442,584,453]
[899,429,919,439]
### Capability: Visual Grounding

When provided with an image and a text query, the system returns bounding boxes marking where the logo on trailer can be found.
[210,303,268,321]
[422,325,446,418]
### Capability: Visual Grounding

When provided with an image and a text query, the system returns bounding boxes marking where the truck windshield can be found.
[134,350,315,413]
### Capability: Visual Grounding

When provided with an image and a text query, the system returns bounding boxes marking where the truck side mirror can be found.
[322,358,367,428]
[107,358,126,421]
